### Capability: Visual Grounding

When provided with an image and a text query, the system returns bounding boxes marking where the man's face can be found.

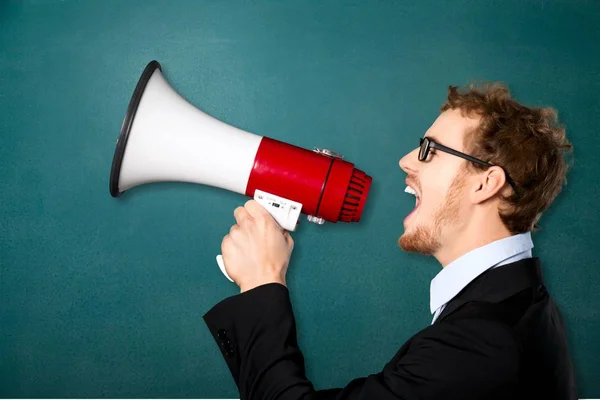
[398,109,480,255]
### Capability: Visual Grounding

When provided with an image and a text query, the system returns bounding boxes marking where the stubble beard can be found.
[398,172,465,255]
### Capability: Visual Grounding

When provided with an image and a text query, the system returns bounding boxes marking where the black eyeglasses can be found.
[419,137,521,198]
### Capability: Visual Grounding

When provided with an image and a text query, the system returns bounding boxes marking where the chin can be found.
[398,224,440,255]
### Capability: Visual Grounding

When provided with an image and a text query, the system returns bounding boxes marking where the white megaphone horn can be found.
[109,61,372,282]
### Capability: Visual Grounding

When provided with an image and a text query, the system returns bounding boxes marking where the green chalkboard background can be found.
[1,0,599,398]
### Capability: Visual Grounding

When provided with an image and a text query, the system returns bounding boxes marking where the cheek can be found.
[421,182,450,212]
[420,164,459,203]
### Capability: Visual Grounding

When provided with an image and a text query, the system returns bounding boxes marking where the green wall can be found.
[1,0,599,397]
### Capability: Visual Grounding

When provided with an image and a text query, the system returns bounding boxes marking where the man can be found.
[203,83,577,399]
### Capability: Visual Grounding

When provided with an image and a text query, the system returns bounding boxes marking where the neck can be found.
[434,213,512,268]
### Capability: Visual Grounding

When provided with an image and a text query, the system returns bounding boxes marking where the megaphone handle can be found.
[216,190,303,283]
[216,255,234,282]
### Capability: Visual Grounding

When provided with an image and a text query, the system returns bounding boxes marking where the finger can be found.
[244,199,268,218]
[221,234,231,252]
[234,206,252,226]
[229,224,244,242]
[244,199,271,219]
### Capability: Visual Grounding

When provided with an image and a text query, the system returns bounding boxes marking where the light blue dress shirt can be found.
[430,231,534,324]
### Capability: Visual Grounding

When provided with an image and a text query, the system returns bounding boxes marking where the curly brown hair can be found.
[441,83,573,234]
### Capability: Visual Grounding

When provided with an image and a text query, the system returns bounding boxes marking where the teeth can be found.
[404,186,417,196]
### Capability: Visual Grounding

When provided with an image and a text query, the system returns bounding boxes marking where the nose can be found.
[399,147,419,175]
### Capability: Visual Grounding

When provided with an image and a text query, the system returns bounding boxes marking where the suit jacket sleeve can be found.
[203,283,521,400]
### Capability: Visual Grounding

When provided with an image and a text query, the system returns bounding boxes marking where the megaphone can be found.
[109,61,372,281]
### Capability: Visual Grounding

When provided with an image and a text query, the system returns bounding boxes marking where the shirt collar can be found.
[429,232,534,314]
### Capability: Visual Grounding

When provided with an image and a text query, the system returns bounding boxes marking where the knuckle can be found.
[221,234,230,249]
[229,225,241,239]
[235,206,251,223]
[256,209,270,221]
[256,216,269,228]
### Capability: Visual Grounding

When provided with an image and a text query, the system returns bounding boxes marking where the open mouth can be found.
[404,185,421,223]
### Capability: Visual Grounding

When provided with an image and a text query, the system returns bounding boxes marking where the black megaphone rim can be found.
[109,60,162,197]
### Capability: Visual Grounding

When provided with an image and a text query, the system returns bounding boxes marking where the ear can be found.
[470,166,507,204]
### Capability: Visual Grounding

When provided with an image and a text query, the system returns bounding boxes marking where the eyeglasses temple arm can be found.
[431,142,522,198]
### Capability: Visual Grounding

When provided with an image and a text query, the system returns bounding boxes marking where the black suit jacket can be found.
[203,258,577,399]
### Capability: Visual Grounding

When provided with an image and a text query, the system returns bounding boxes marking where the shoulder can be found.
[400,316,521,386]
[419,316,520,353]
[385,318,521,398]
[418,300,522,360]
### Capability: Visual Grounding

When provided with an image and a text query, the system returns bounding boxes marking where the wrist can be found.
[240,276,286,293]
